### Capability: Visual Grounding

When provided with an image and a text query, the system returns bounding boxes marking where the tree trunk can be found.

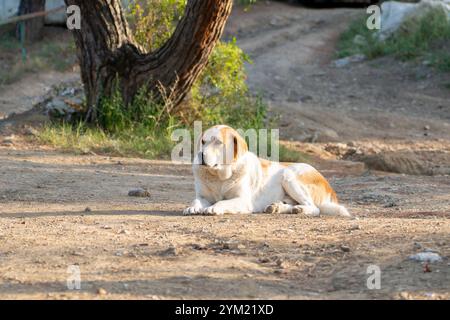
[17,0,46,43]
[65,0,233,122]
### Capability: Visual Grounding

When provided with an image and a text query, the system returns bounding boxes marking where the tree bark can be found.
[65,0,233,122]
[17,0,46,43]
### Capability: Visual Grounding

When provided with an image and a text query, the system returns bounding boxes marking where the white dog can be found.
[183,125,351,217]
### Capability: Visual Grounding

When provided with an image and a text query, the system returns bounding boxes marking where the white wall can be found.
[0,0,19,22]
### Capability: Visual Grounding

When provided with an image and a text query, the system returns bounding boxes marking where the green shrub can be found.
[337,8,450,63]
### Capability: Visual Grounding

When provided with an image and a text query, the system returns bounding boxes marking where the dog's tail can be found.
[318,202,352,217]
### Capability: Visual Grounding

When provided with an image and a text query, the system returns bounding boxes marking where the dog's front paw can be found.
[264,202,283,214]
[183,206,204,215]
[203,205,225,216]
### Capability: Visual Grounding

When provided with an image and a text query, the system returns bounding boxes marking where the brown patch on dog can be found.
[218,127,248,161]
[259,158,272,175]
[297,170,338,205]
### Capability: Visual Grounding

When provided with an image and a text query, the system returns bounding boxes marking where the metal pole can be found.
[20,21,26,62]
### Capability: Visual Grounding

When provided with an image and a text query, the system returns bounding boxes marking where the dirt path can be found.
[0,2,449,299]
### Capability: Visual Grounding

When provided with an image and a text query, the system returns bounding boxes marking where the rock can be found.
[409,252,443,263]
[161,245,181,256]
[324,143,349,157]
[340,245,351,252]
[192,243,207,250]
[383,200,398,208]
[399,291,412,300]
[333,54,366,68]
[84,207,92,212]
[315,128,340,142]
[128,188,151,198]
[274,269,286,275]
[46,98,75,117]
[413,242,423,250]
[287,91,312,103]
[360,152,432,175]
[1,135,15,146]
[23,126,39,136]
[276,258,288,269]
[424,125,430,131]
[137,243,149,247]
[97,288,107,295]
[258,257,270,263]
[379,0,450,41]
[119,229,130,235]
[352,34,367,46]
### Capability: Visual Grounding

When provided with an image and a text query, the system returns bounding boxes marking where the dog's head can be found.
[196,125,248,180]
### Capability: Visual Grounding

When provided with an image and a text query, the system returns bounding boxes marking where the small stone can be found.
[333,54,366,68]
[97,288,107,295]
[353,34,367,46]
[399,292,411,300]
[161,245,181,256]
[1,137,14,146]
[424,125,430,131]
[340,245,351,252]
[84,207,92,212]
[137,243,149,247]
[383,201,397,208]
[23,126,38,136]
[128,188,151,198]
[192,243,207,250]
[119,229,130,235]
[258,257,270,263]
[409,252,442,263]
[101,225,112,230]
[276,258,289,269]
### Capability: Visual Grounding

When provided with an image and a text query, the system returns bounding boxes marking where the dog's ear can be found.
[232,131,248,161]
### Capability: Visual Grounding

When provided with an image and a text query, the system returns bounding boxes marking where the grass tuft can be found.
[337,8,450,68]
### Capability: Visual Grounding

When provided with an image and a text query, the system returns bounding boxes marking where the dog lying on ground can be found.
[184,125,351,217]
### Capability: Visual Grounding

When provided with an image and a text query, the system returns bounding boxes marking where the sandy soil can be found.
[0,2,449,299]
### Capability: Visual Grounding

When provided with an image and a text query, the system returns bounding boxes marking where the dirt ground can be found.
[0,2,449,299]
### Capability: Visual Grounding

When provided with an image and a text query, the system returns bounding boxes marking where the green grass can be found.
[38,122,175,159]
[337,8,450,68]
[279,144,311,163]
[0,33,76,85]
